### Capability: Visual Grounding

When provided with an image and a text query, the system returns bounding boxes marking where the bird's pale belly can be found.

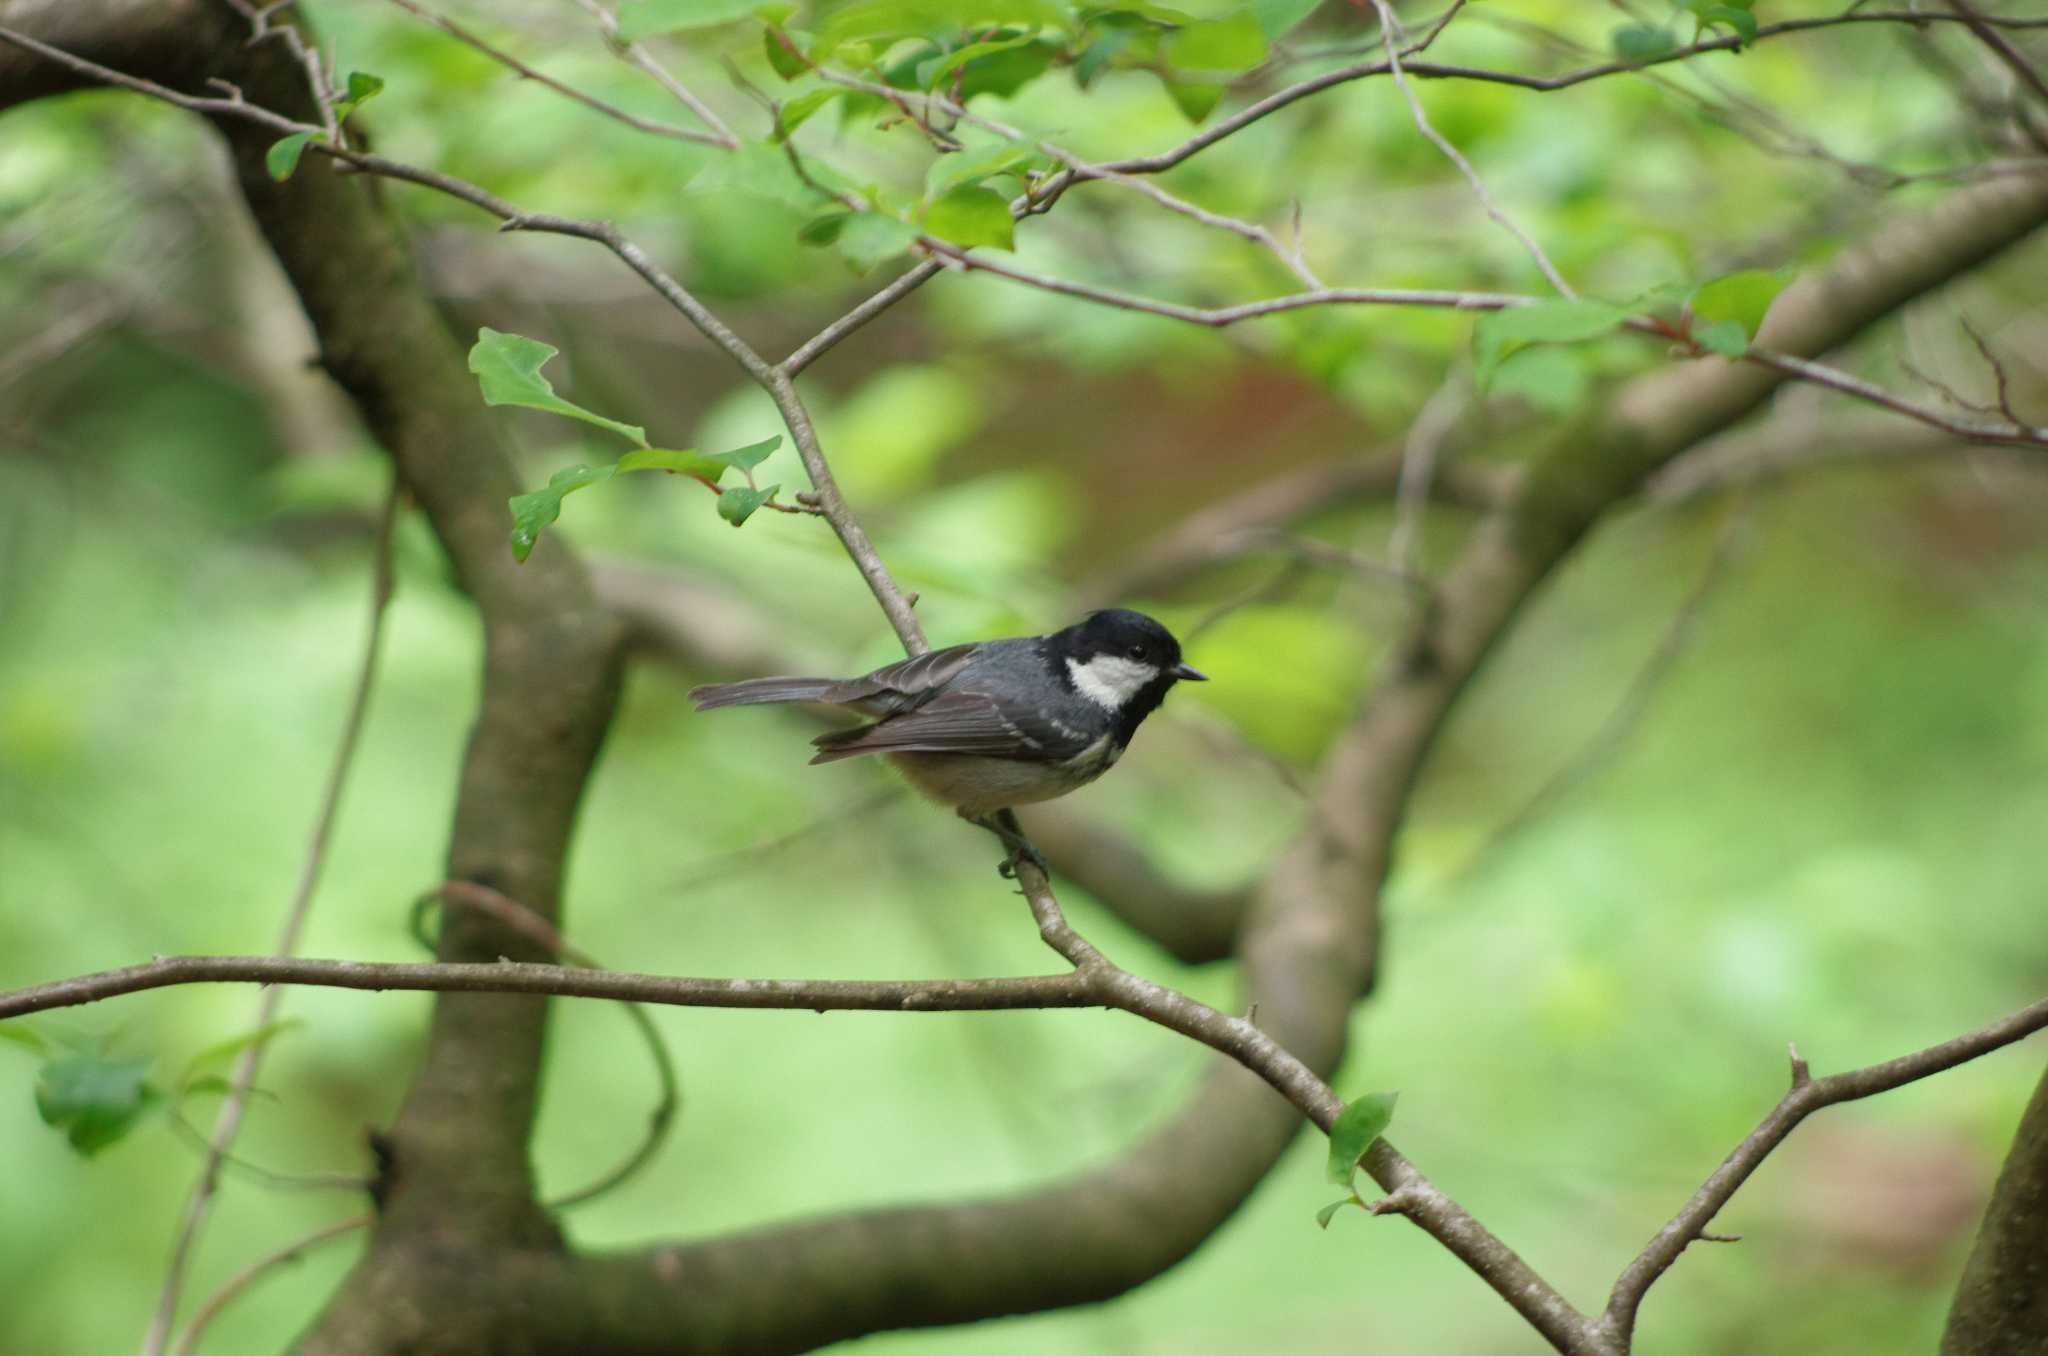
[887,737,1121,818]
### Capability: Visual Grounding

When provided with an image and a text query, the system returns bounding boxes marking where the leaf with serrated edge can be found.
[1325,1090,1398,1185]
[468,329,647,445]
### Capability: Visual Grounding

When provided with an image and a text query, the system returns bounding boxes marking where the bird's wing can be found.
[809,690,1090,764]
[816,642,985,715]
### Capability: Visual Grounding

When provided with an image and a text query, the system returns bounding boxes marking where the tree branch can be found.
[1601,999,2048,1343]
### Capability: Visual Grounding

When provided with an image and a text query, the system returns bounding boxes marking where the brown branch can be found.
[1600,997,2048,1343]
[379,0,733,147]
[1946,0,2048,111]
[0,23,928,656]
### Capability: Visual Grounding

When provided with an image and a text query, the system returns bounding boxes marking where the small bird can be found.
[688,609,1206,872]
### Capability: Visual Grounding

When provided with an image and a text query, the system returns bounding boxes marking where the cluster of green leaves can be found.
[2,1018,299,1157]
[468,329,789,559]
[1471,267,1795,403]
[611,0,1319,272]
[1613,0,1759,63]
[265,70,386,181]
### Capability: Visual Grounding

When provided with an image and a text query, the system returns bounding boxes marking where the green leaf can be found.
[774,87,846,142]
[345,70,386,105]
[764,25,812,79]
[509,464,615,561]
[1696,5,1757,45]
[819,0,1068,48]
[1472,299,1628,389]
[925,144,1035,200]
[1488,343,1590,415]
[1251,0,1321,37]
[617,446,733,481]
[1315,1196,1357,1229]
[0,1022,48,1055]
[1167,10,1267,73]
[180,1018,304,1086]
[468,328,647,446]
[1688,267,1793,340]
[1325,1090,1398,1184]
[799,211,853,245]
[836,211,923,270]
[923,186,1014,250]
[1074,27,1133,86]
[1692,319,1749,357]
[718,483,778,525]
[35,1054,162,1157]
[617,0,765,39]
[701,434,783,475]
[265,132,319,182]
[1162,76,1225,123]
[917,27,1040,87]
[1611,24,1676,62]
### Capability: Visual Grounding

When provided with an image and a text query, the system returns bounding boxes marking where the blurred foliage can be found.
[2,0,2046,1352]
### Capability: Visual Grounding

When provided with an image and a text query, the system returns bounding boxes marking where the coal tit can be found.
[689,609,1205,870]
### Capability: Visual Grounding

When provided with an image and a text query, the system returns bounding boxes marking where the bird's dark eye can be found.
[1129,644,1146,659]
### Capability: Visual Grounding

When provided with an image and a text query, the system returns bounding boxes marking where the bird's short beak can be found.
[1171,662,1208,682]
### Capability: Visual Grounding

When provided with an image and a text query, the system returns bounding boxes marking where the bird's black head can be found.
[1047,609,1206,742]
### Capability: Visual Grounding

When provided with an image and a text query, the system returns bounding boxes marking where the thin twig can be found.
[168,1214,369,1356]
[0,26,929,656]
[814,68,1325,288]
[1366,0,1575,295]
[563,0,738,146]
[424,881,681,1210]
[141,479,398,1356]
[1599,994,2048,1343]
[1451,493,1751,884]
[382,0,733,147]
[1946,0,2048,110]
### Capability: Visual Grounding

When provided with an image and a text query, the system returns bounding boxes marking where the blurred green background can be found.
[2,1,2045,1352]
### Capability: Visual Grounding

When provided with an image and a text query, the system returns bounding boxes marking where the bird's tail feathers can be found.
[689,677,841,710]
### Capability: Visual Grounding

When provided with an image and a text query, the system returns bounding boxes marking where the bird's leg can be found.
[964,808,1049,879]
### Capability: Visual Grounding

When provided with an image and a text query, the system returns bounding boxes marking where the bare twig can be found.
[423,881,681,1210]
[813,68,1326,289]
[141,479,398,1356]
[168,1214,370,1356]
[1452,493,1751,882]
[382,0,734,147]
[563,0,738,146]
[1599,995,2048,1343]
[1365,0,1576,296]
[1946,0,2048,110]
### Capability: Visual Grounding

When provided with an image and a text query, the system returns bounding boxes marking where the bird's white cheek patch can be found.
[1067,654,1159,709]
